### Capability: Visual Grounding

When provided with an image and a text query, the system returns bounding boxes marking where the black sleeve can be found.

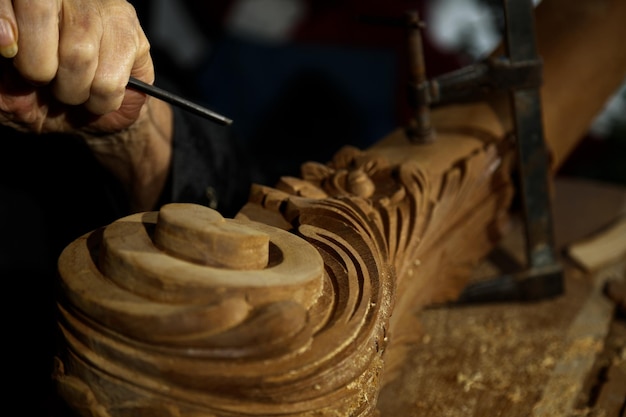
[162,106,253,218]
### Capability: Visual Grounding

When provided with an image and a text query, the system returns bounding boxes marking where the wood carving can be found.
[55,127,512,416]
[54,0,626,415]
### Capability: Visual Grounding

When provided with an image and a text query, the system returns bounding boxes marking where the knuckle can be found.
[92,74,126,99]
[58,40,98,72]
[88,78,126,114]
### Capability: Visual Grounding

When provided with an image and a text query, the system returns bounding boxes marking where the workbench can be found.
[377,177,626,417]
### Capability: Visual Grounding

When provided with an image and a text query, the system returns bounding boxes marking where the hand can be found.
[0,0,174,212]
[0,0,153,135]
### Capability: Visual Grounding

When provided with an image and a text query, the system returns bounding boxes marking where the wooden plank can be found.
[375,259,624,417]
[567,216,626,273]
[376,177,626,416]
[532,261,623,417]
[592,319,626,417]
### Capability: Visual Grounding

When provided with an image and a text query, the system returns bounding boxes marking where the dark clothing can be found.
[0,106,251,414]
[1,105,251,269]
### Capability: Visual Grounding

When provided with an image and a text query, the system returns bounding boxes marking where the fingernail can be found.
[0,18,18,58]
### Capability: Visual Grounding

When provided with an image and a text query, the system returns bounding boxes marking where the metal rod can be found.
[406,11,434,143]
[449,0,564,305]
[127,77,233,126]
[503,0,557,269]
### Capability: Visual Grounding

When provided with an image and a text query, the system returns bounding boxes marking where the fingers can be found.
[53,0,101,105]
[0,0,18,58]
[5,0,153,120]
[85,1,153,115]
[12,0,60,84]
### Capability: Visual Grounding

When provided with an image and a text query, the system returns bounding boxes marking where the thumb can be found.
[0,1,17,58]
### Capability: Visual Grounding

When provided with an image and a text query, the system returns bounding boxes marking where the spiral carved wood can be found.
[55,197,393,416]
[55,116,515,416]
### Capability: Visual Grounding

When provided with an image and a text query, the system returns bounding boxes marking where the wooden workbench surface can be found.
[377,177,626,417]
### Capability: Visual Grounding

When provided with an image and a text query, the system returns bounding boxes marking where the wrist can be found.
[82,98,173,212]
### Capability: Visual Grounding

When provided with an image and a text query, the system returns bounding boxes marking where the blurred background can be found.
[131,0,625,188]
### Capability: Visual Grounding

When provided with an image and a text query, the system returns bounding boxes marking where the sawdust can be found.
[376,264,590,417]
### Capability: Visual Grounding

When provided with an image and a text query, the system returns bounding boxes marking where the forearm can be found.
[0,0,166,211]
[82,98,173,212]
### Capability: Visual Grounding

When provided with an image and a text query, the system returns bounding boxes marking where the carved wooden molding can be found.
[54,0,626,414]
[55,123,514,416]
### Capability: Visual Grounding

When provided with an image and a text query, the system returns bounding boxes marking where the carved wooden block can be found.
[54,124,513,416]
[54,0,626,415]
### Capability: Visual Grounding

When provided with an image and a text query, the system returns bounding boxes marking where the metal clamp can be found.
[360,1,564,303]
[402,0,563,303]
[455,0,564,304]
[411,57,543,107]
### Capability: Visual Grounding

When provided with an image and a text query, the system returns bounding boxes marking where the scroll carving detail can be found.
[56,133,512,416]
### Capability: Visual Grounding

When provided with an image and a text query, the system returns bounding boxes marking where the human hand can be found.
[0,0,153,135]
[0,0,174,212]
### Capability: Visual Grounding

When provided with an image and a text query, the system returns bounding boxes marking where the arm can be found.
[0,0,172,212]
